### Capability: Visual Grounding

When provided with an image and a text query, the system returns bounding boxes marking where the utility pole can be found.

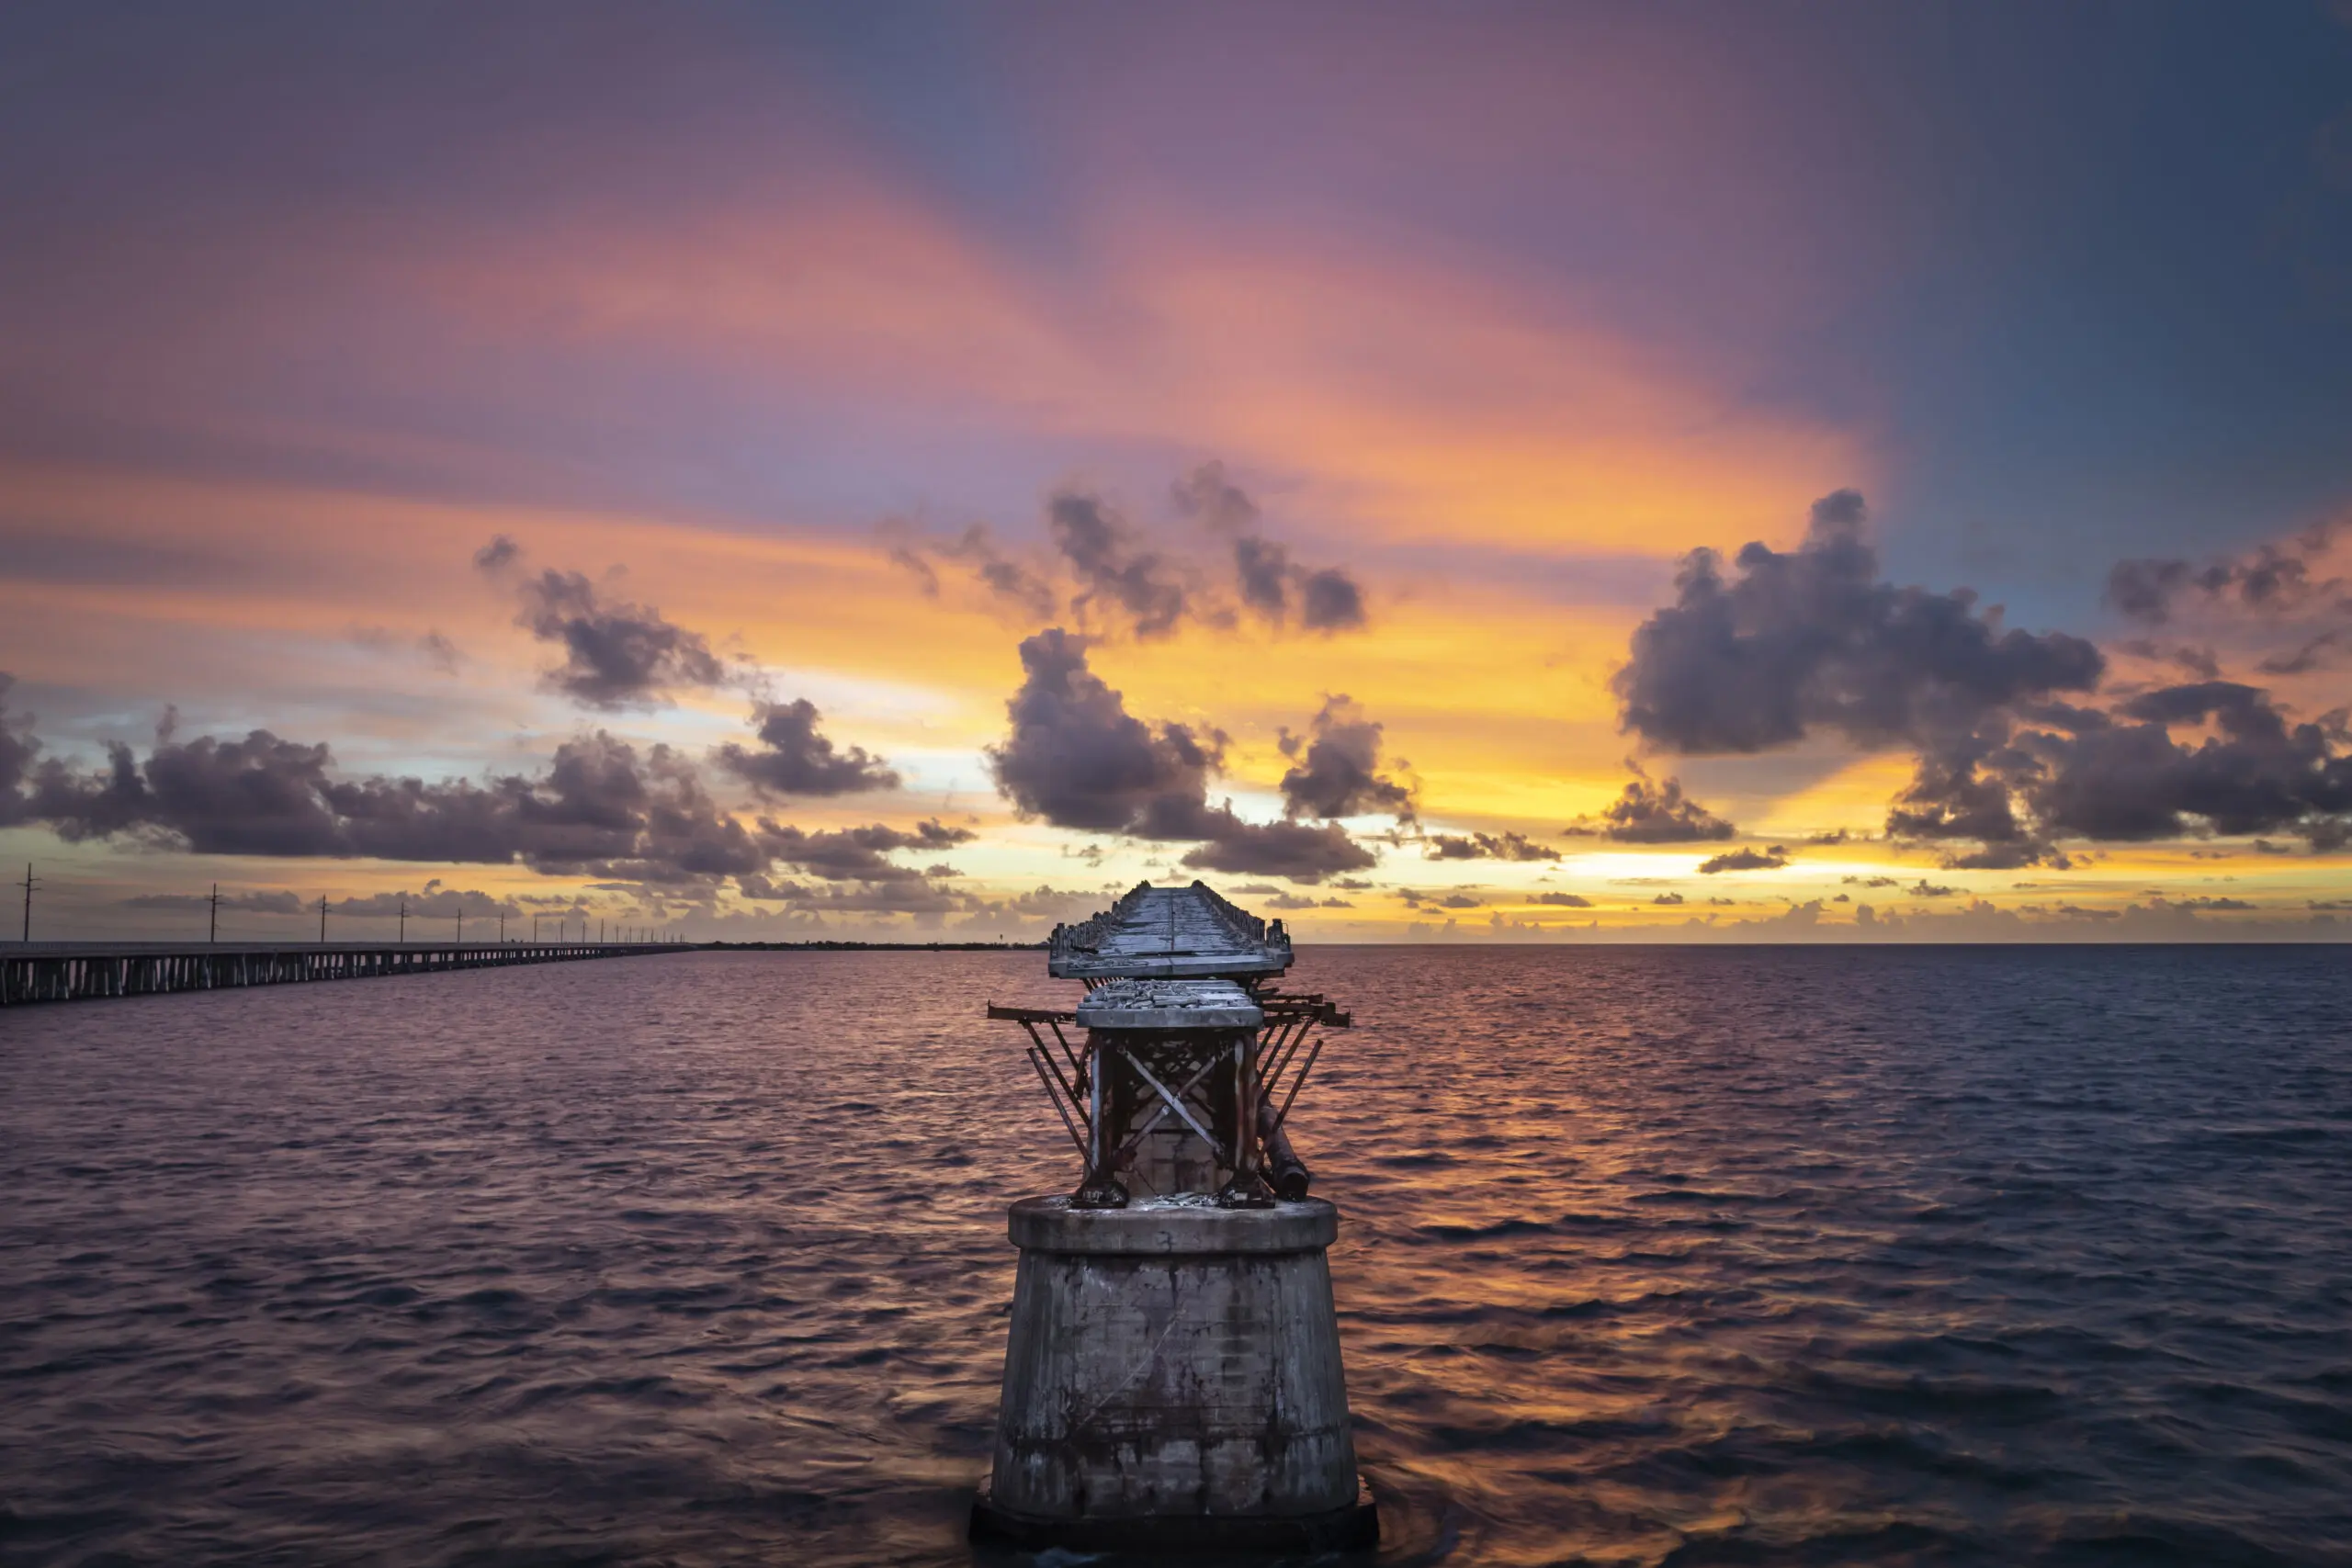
[399,895,407,944]
[499,910,506,944]
[208,883,220,943]
[319,894,329,942]
[456,908,463,946]
[17,863,35,942]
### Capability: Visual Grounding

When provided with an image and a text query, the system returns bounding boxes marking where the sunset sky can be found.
[6,1,2352,942]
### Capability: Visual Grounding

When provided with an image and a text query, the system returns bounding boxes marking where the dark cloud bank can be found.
[0,677,985,914]
[987,629,1409,881]
[1616,491,2352,862]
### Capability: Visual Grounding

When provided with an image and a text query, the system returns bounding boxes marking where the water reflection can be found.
[3,945,2348,1565]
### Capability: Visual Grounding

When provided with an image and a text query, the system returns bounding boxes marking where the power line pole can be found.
[399,895,407,944]
[319,894,330,942]
[17,863,37,942]
[208,883,220,943]
[456,907,463,946]
[499,910,506,944]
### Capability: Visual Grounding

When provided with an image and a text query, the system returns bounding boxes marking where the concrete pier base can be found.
[971,1196,1375,1552]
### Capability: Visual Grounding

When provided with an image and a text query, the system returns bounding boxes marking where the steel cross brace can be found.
[1105,1050,1227,1168]
[1120,1046,1232,1167]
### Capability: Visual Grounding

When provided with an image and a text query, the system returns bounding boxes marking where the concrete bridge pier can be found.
[974,883,1372,1552]
[971,1196,1374,1553]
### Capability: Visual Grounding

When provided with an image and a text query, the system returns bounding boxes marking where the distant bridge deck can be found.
[1046,881,1294,981]
[1,941,689,1008]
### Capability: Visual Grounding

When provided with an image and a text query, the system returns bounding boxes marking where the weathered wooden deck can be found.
[0,941,687,1007]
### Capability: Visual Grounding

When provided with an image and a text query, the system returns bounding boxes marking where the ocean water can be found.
[3,945,2349,1567]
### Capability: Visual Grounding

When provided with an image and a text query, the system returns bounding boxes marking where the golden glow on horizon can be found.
[4,151,2346,942]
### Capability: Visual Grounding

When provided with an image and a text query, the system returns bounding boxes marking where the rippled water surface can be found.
[5,945,2351,1566]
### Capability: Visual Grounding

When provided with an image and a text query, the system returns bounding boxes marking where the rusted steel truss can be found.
[986,992,1349,1205]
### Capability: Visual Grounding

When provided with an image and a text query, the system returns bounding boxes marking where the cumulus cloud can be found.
[1531,891,1593,907]
[1179,817,1376,882]
[2106,521,2346,625]
[1227,536,1367,632]
[478,539,729,708]
[1234,536,1294,621]
[895,466,1369,641]
[714,699,899,797]
[945,525,1061,620]
[1294,568,1369,632]
[514,570,727,709]
[1614,491,2352,858]
[988,628,1226,835]
[1168,460,1261,533]
[1563,763,1737,842]
[1277,694,1416,822]
[1172,462,1369,632]
[1425,830,1558,861]
[2013,682,2352,848]
[763,819,973,882]
[1050,490,1192,638]
[984,630,1384,880]
[1617,491,2104,755]
[886,522,1060,622]
[1697,845,1790,874]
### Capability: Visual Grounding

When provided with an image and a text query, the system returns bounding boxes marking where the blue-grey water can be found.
[3,945,2349,1567]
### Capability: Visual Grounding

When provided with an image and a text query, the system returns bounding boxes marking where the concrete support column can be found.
[973,1196,1373,1553]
